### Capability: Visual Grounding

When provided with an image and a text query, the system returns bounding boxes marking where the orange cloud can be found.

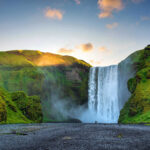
[74,0,80,5]
[57,48,74,55]
[98,0,123,18]
[77,43,93,52]
[106,22,118,29]
[90,60,101,66]
[99,46,110,53]
[99,46,107,52]
[45,7,63,20]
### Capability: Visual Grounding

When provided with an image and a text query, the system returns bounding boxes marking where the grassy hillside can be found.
[0,50,90,97]
[119,45,150,124]
[0,87,42,124]
[0,50,91,123]
[0,50,90,67]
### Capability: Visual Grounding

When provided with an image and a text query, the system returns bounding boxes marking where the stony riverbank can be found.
[0,123,150,150]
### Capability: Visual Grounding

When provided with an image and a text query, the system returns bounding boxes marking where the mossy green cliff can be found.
[119,45,150,124]
[0,50,91,123]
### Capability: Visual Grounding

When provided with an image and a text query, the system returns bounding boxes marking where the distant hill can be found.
[0,50,90,67]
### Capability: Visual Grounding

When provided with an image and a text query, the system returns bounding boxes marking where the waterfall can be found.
[88,65,119,123]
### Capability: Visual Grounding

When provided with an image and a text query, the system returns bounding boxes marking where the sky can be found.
[0,0,150,66]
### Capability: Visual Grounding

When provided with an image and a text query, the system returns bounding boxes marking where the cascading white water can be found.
[88,65,120,123]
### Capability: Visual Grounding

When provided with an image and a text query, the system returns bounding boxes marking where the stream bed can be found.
[0,123,150,150]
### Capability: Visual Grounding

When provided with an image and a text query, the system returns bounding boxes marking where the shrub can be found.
[128,78,137,93]
[11,91,43,122]
[0,96,7,122]
[25,96,43,122]
[11,91,28,115]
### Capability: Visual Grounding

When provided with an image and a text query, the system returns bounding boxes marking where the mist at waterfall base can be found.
[49,95,95,123]
[44,93,87,122]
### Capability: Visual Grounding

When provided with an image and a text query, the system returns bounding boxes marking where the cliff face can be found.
[117,48,145,110]
[118,54,135,111]
[119,45,150,123]
[0,50,91,123]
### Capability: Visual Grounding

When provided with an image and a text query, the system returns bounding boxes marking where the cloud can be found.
[44,7,63,20]
[90,60,101,66]
[99,46,108,52]
[57,48,74,55]
[106,22,118,29]
[131,0,144,3]
[77,43,93,52]
[74,0,80,5]
[141,16,150,21]
[99,46,111,53]
[98,0,124,18]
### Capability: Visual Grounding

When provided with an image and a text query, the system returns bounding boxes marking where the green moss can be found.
[128,78,137,93]
[25,96,43,122]
[119,45,150,124]
[11,91,43,122]
[0,52,34,67]
[0,96,7,122]
[63,56,91,68]
[79,71,89,105]
[6,107,31,124]
[0,66,44,97]
[0,87,30,124]
[0,87,43,124]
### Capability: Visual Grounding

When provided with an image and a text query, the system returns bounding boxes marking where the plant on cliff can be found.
[119,45,150,124]
[128,78,137,93]
[11,91,43,122]
[0,87,43,124]
[0,96,7,122]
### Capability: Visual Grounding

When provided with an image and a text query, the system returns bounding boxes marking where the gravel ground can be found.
[0,123,150,150]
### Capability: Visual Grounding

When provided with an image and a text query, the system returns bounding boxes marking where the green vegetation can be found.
[119,45,150,124]
[0,87,42,124]
[127,78,137,93]
[0,50,91,67]
[0,96,7,122]
[0,50,91,123]
[11,91,42,122]
[0,67,44,96]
